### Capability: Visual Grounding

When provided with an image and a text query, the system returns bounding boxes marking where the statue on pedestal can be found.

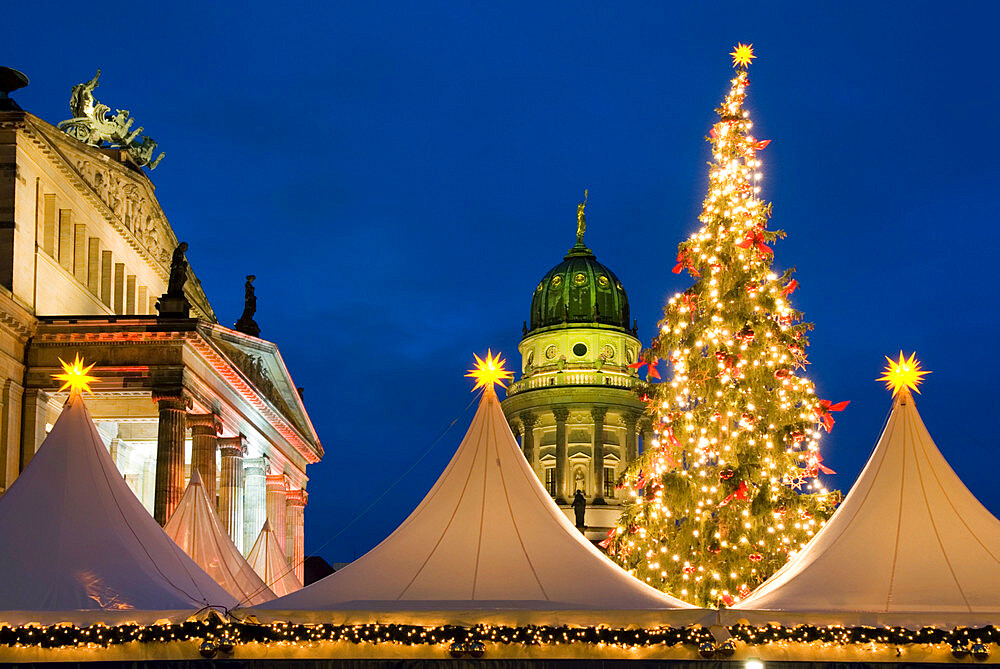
[234,275,261,338]
[576,189,588,245]
[155,242,191,318]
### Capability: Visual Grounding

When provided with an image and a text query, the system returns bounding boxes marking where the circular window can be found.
[626,348,635,364]
[545,345,558,360]
[551,275,562,287]
[526,350,534,366]
[572,343,588,357]
[536,282,543,292]
[573,272,587,286]
[600,344,615,360]
[598,275,610,287]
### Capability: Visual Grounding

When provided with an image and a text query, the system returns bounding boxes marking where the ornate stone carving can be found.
[75,159,171,264]
[57,70,164,169]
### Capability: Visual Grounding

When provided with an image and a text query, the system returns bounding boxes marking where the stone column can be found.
[20,388,49,472]
[0,379,23,488]
[218,435,246,553]
[243,457,267,552]
[591,406,607,504]
[187,412,221,502]
[266,472,289,556]
[508,420,521,447]
[285,489,306,585]
[623,412,640,463]
[152,392,190,525]
[520,411,537,469]
[552,407,569,504]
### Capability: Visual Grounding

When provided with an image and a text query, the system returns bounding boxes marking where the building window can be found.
[604,468,616,498]
[544,467,556,496]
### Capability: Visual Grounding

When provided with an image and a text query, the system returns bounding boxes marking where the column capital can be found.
[552,407,570,422]
[286,488,307,507]
[591,406,608,422]
[186,412,221,434]
[520,411,537,428]
[218,435,247,457]
[151,389,191,410]
[621,411,642,430]
[266,472,288,491]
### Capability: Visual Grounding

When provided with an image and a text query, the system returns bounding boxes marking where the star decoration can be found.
[878,351,930,397]
[466,350,512,392]
[53,354,98,396]
[730,43,755,68]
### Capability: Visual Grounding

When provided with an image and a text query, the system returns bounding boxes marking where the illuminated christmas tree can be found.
[605,45,843,607]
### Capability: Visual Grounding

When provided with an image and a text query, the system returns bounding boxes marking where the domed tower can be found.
[502,195,651,539]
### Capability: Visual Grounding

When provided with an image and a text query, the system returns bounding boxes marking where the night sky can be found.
[6,2,999,564]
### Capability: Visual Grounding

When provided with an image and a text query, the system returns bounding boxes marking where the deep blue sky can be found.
[6,2,999,563]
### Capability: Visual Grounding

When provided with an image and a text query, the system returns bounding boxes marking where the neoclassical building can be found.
[0,70,321,582]
[501,205,652,540]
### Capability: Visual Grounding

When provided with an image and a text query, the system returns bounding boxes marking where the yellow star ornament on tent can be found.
[878,351,930,397]
[731,43,755,68]
[466,350,512,392]
[53,354,99,397]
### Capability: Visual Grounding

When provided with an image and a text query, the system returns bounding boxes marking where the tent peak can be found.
[189,469,203,485]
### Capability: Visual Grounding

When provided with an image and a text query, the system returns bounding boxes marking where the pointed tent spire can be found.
[0,393,236,623]
[247,520,302,598]
[248,353,694,623]
[165,468,275,605]
[733,356,1000,625]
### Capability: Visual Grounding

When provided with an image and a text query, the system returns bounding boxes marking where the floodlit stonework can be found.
[0,81,321,584]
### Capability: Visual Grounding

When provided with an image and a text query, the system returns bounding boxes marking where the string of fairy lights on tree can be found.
[607,44,846,607]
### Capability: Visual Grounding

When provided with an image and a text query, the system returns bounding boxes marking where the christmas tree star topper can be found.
[878,351,930,396]
[731,43,755,68]
[53,354,99,396]
[466,350,512,392]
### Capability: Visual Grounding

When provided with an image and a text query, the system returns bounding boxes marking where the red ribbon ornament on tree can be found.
[781,279,799,297]
[805,452,836,477]
[737,229,772,256]
[814,399,849,432]
[629,357,661,380]
[719,480,749,507]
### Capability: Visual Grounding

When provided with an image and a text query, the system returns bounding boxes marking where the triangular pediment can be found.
[199,324,319,453]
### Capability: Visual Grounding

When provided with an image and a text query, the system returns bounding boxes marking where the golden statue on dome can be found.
[576,189,588,244]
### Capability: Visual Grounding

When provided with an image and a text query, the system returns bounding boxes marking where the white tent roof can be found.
[249,386,695,624]
[247,520,302,598]
[731,390,1000,626]
[165,470,275,605]
[0,394,236,623]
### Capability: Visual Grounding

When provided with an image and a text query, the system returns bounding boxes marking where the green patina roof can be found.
[528,241,631,334]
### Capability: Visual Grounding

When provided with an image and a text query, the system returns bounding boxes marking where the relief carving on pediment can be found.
[76,158,171,265]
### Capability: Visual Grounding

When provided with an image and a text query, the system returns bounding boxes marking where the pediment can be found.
[199,324,320,453]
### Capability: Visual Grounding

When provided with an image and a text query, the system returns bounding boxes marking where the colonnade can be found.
[510,407,652,504]
[150,393,305,583]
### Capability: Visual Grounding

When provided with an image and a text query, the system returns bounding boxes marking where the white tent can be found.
[247,520,302,598]
[730,389,1000,627]
[0,393,237,624]
[248,384,699,626]
[165,470,275,605]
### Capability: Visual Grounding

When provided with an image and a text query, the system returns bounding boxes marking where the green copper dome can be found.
[528,241,632,335]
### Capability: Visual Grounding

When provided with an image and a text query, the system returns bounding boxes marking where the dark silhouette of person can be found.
[572,489,587,529]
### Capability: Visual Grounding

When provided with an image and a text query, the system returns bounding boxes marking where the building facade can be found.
[0,76,321,582]
[501,207,651,540]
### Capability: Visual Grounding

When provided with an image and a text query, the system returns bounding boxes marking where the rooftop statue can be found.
[156,242,191,318]
[576,189,588,245]
[234,275,261,338]
[57,70,165,170]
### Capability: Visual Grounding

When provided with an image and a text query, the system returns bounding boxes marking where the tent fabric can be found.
[733,390,1000,621]
[251,386,693,615]
[0,393,237,623]
[164,470,275,605]
[247,520,302,598]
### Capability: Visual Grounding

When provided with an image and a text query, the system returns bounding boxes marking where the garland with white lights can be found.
[0,619,993,660]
